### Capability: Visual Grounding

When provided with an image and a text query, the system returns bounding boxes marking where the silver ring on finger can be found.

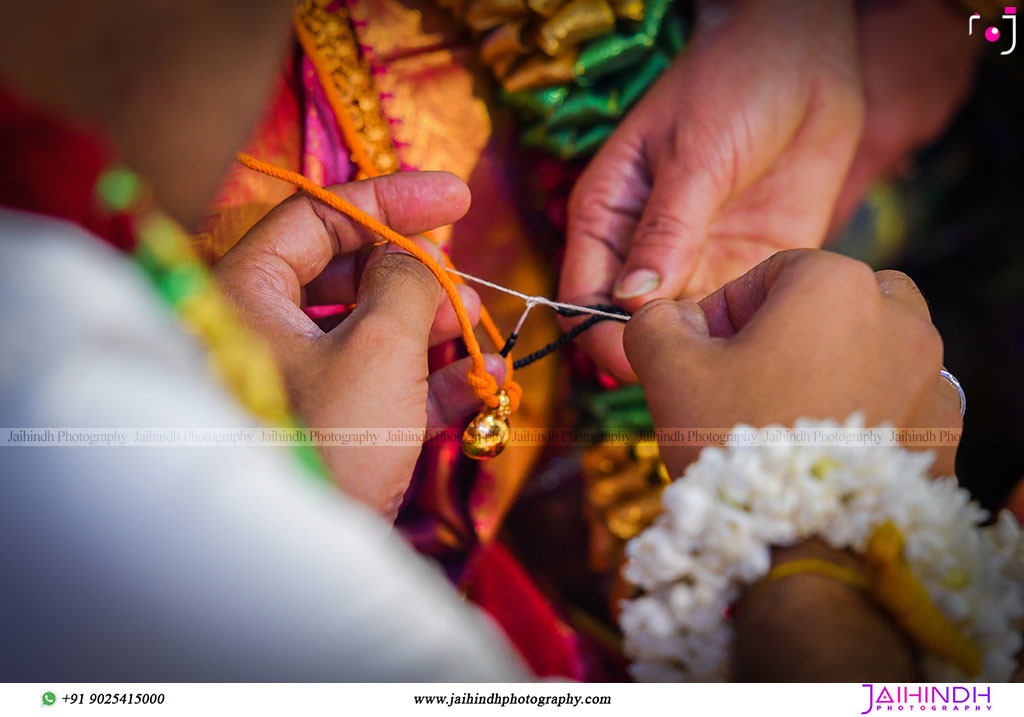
[939,368,966,418]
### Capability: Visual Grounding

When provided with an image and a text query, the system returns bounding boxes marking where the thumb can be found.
[623,299,714,477]
[623,299,711,387]
[351,242,443,344]
[613,161,727,308]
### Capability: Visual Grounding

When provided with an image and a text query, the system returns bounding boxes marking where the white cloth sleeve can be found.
[0,208,531,681]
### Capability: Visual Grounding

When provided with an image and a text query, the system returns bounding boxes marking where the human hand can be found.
[214,172,504,518]
[832,0,979,228]
[561,0,864,380]
[623,250,963,478]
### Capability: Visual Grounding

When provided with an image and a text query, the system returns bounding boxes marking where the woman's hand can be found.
[561,0,864,380]
[214,172,503,518]
[623,250,963,478]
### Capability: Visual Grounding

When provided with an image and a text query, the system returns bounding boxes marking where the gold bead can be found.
[461,390,512,460]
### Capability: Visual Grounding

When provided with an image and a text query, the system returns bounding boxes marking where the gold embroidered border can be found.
[295,0,400,176]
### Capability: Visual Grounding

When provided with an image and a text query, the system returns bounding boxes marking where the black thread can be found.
[552,303,629,320]
[499,332,518,358]
[511,304,630,370]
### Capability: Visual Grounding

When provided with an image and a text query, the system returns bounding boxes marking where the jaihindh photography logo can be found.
[860,684,993,713]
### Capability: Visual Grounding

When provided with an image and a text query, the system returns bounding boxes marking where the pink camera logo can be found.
[971,6,1017,54]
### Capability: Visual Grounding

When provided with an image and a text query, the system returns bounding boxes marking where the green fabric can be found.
[506,0,689,159]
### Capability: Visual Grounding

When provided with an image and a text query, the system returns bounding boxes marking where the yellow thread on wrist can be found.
[746,558,870,607]
[746,529,983,677]
[865,522,982,677]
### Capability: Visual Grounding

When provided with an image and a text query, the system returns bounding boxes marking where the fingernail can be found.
[614,269,661,300]
[386,241,413,256]
[676,301,710,336]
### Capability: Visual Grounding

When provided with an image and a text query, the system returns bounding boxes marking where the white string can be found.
[445,268,629,322]
[511,300,538,337]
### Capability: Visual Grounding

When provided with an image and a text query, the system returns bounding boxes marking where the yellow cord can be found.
[865,523,982,676]
[745,526,982,677]
[746,558,870,606]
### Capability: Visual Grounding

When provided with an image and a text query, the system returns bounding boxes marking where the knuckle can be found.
[633,211,699,255]
[911,320,945,371]
[370,178,401,228]
[222,253,294,305]
[772,250,879,302]
[569,188,616,236]
[765,248,818,277]
[824,254,879,299]
[665,120,735,192]
[875,269,915,289]
[877,270,930,316]
[847,260,881,294]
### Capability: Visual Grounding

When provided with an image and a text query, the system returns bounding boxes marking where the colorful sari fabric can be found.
[191,0,616,679]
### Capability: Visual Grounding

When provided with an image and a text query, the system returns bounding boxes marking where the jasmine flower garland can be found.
[619,415,1024,682]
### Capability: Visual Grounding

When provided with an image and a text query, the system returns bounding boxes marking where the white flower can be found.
[622,527,698,590]
[628,661,688,683]
[619,416,1024,683]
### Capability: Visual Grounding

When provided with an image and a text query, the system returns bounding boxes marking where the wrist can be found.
[735,540,918,681]
[694,0,860,69]
[618,416,1024,682]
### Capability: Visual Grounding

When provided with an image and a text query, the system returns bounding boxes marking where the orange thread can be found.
[295,11,516,384]
[236,151,520,411]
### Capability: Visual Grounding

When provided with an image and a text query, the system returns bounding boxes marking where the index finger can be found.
[558,129,651,382]
[214,172,470,340]
[226,171,470,290]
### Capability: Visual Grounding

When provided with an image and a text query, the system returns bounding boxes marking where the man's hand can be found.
[561,0,864,380]
[833,0,979,229]
[215,172,503,518]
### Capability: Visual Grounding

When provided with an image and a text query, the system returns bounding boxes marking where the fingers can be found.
[875,269,931,321]
[560,125,650,308]
[301,235,482,348]
[559,127,650,381]
[623,299,717,476]
[907,372,962,477]
[694,249,823,336]
[238,171,469,285]
[623,248,953,483]
[561,306,635,382]
[214,172,470,343]
[350,243,444,347]
[426,355,508,429]
[613,161,727,310]
[621,250,851,380]
[429,284,480,348]
[623,299,712,387]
